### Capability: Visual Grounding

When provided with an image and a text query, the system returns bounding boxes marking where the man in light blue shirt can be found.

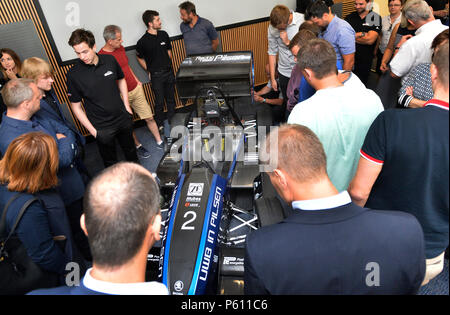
[306,0,355,71]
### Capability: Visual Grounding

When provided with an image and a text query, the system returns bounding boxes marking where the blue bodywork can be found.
[159,132,245,295]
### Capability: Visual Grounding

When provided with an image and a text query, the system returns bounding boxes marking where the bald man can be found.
[29,162,168,295]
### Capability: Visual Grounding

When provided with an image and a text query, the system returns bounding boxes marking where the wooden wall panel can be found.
[342,0,357,19]
[169,38,191,109]
[220,20,270,87]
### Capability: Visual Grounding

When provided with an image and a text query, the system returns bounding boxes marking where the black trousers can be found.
[96,117,138,168]
[277,72,290,124]
[354,53,374,86]
[151,69,176,127]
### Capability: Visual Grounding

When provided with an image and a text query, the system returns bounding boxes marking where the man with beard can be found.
[178,1,219,56]
[136,11,176,145]
[345,0,382,85]
[306,0,355,71]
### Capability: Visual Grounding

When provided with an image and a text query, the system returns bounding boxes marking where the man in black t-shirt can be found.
[67,29,138,168]
[136,10,176,143]
[345,0,382,85]
[349,41,449,286]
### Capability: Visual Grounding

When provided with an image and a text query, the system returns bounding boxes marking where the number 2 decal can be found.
[181,211,197,230]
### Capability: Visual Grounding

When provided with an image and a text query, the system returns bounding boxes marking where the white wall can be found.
[39,0,296,62]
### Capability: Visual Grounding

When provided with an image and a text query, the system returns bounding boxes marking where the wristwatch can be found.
[263,98,266,103]
[360,32,366,38]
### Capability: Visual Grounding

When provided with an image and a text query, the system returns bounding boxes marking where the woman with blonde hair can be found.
[0,132,81,294]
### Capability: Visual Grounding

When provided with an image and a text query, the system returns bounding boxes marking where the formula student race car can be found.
[147,52,289,295]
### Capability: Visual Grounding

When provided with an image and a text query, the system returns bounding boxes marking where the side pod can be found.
[159,167,227,295]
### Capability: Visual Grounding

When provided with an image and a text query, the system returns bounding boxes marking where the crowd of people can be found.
[0,0,448,295]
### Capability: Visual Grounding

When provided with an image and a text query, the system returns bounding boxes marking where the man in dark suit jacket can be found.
[244,124,426,295]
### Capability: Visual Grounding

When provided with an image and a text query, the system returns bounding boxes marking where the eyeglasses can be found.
[388,4,401,7]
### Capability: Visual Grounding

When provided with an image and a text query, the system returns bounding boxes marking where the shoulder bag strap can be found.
[0,193,22,238]
[1,195,38,245]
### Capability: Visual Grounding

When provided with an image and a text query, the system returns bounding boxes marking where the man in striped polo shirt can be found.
[349,41,449,287]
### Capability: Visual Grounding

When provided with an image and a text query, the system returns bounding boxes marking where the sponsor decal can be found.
[188,183,204,196]
[199,186,223,282]
[184,202,200,208]
[174,280,184,292]
[193,54,251,63]
[223,256,244,266]
[186,197,201,203]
